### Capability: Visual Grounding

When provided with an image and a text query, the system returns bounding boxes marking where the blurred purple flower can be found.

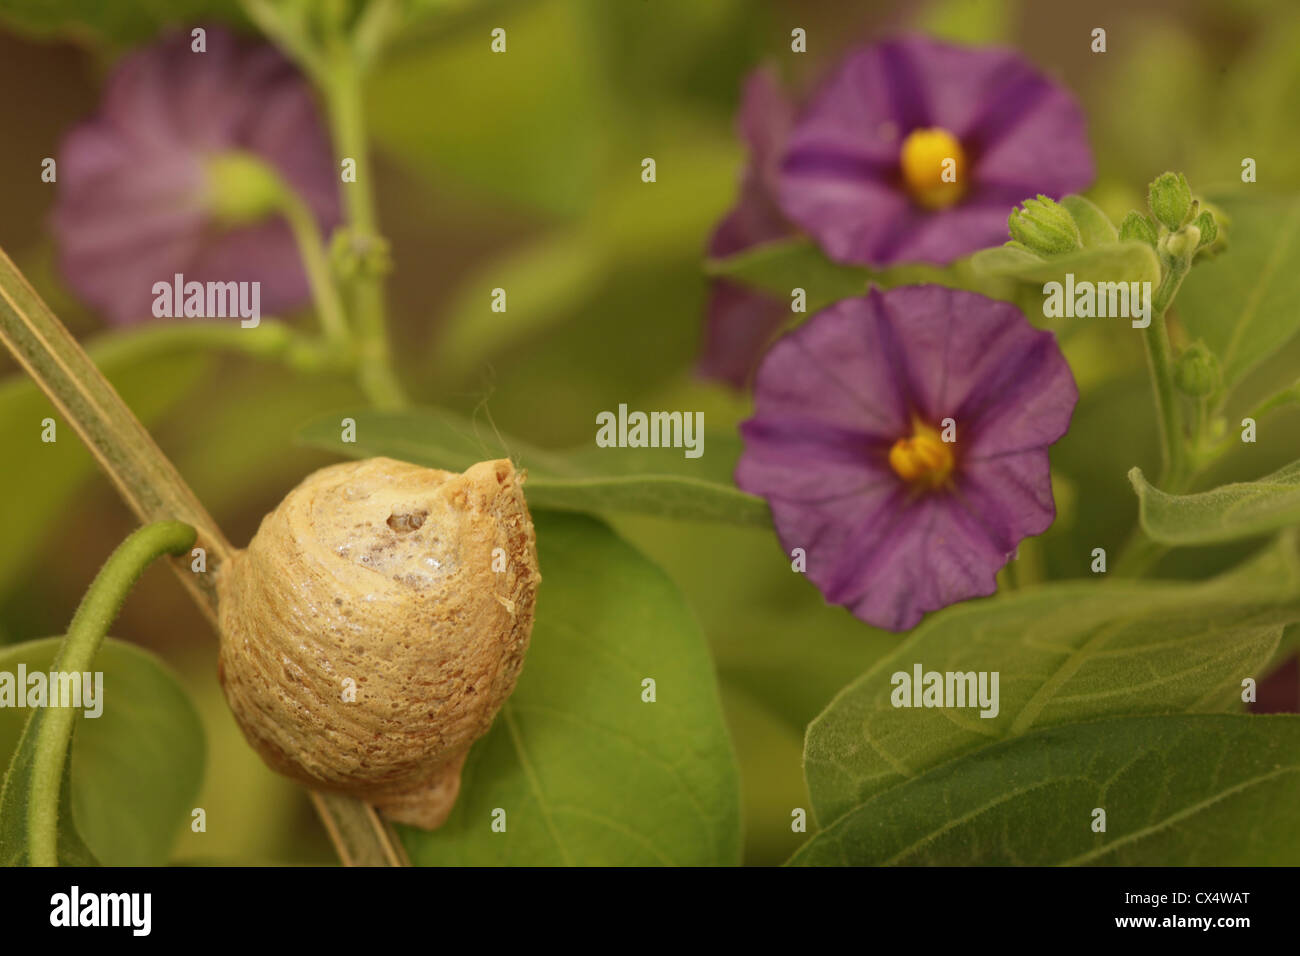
[778,36,1094,267]
[736,285,1077,632]
[52,26,339,325]
[699,68,797,387]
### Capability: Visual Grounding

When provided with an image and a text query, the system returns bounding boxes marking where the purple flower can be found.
[777,36,1094,267]
[699,68,798,387]
[736,285,1077,632]
[52,27,339,325]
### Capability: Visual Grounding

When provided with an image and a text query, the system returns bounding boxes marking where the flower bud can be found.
[204,151,285,226]
[1007,194,1082,256]
[1164,226,1200,261]
[1174,342,1221,398]
[1193,210,1217,248]
[1148,172,1193,231]
[1118,210,1159,248]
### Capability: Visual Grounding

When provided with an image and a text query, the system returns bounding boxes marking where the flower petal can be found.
[777,35,1094,266]
[697,281,791,388]
[737,286,1077,632]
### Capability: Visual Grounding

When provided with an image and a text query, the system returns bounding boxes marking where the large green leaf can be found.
[0,0,244,44]
[297,407,769,525]
[802,541,1300,828]
[1180,194,1300,389]
[792,714,1300,865]
[0,637,205,866]
[398,511,742,865]
[1131,461,1300,545]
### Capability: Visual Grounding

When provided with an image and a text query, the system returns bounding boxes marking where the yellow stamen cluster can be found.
[899,127,966,210]
[888,422,955,489]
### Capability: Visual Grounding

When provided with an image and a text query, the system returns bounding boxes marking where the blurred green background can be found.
[2,0,1300,864]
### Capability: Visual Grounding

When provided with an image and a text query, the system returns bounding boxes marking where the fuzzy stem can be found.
[1142,256,1191,490]
[323,47,407,409]
[278,187,351,348]
[28,522,196,866]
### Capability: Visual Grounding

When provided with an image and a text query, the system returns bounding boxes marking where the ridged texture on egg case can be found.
[216,456,539,829]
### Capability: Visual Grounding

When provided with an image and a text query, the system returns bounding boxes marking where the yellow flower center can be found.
[898,127,966,210]
[888,422,955,488]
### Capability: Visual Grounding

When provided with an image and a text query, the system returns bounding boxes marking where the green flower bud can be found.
[1193,210,1217,247]
[1164,226,1200,261]
[1118,210,1159,248]
[1007,194,1082,256]
[1148,171,1193,231]
[204,151,285,226]
[1174,342,1221,398]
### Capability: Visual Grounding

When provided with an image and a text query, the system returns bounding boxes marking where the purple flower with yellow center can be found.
[777,35,1094,267]
[736,285,1077,632]
[52,26,339,325]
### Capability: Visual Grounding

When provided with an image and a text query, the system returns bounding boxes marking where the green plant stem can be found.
[241,0,327,81]
[1143,257,1192,490]
[28,521,196,866]
[1118,256,1195,576]
[278,189,351,348]
[354,0,402,69]
[79,318,355,375]
[323,48,407,409]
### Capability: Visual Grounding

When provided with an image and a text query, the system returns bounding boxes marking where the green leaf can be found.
[802,542,1300,829]
[1180,194,1300,389]
[398,511,742,865]
[704,237,874,313]
[1060,194,1119,248]
[966,244,1045,275]
[791,714,1300,865]
[971,239,1160,288]
[704,236,1021,316]
[1131,461,1300,545]
[0,638,205,866]
[0,0,244,44]
[297,407,770,525]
